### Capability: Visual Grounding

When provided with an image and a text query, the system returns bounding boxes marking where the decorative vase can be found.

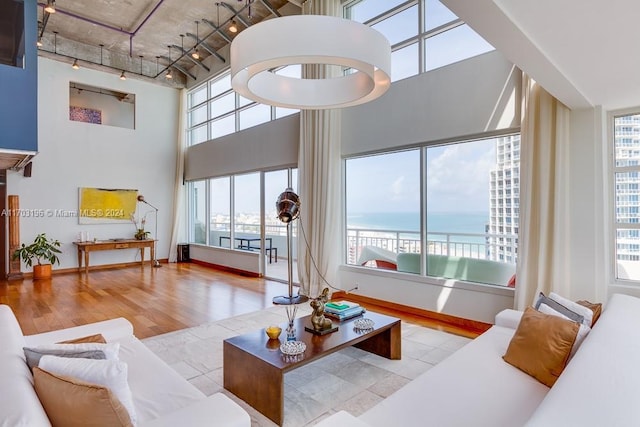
[135,229,148,240]
[285,305,298,341]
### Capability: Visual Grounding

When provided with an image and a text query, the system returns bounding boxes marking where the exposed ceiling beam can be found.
[259,0,282,18]
[202,19,233,43]
[220,2,251,29]
[160,56,196,80]
[186,32,226,63]
[171,44,211,72]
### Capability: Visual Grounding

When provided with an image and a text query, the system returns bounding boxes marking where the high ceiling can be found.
[37,0,301,86]
[443,0,640,110]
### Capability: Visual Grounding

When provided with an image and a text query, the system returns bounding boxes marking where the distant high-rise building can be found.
[488,135,520,263]
[613,114,640,263]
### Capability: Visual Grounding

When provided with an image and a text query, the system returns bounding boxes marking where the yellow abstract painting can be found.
[78,188,138,224]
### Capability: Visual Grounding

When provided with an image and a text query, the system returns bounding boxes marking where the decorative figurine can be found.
[307,287,338,335]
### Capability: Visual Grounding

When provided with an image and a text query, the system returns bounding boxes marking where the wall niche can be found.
[69,82,136,129]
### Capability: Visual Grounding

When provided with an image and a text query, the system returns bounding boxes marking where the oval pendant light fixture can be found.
[231,15,391,110]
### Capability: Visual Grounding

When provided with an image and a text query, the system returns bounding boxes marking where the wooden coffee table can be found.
[223,311,401,425]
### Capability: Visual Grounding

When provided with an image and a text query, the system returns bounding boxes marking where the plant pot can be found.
[33,264,52,280]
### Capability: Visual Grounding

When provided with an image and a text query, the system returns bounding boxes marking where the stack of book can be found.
[324,301,365,321]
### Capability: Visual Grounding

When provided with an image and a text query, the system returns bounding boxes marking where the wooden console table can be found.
[74,239,155,274]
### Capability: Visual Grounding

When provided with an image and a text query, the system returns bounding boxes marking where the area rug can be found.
[142,306,471,426]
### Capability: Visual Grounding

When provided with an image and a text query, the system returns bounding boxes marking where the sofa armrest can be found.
[314,411,372,427]
[24,317,134,346]
[494,309,523,329]
[138,394,250,427]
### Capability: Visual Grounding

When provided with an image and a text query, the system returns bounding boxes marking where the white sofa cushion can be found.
[526,293,640,426]
[115,336,206,423]
[139,394,250,427]
[0,305,51,427]
[360,325,549,427]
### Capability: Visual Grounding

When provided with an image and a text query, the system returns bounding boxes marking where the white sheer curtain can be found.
[168,89,188,262]
[515,76,571,310]
[297,0,342,298]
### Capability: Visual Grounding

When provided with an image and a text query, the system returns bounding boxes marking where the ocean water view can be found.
[347,211,489,238]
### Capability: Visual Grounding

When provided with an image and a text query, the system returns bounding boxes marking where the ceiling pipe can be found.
[38,0,165,57]
[129,0,166,57]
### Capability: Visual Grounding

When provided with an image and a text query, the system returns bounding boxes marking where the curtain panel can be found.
[169,89,188,262]
[515,76,571,310]
[297,0,342,298]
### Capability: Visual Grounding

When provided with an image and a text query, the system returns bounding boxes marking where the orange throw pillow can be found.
[503,307,578,387]
[576,300,603,326]
[33,367,133,427]
[57,334,107,344]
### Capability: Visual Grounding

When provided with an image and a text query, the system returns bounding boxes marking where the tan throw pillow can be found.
[33,367,133,427]
[576,300,603,326]
[503,307,579,387]
[58,333,107,344]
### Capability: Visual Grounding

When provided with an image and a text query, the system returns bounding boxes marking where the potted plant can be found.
[13,233,62,279]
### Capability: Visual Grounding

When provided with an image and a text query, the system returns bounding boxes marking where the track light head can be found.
[165,69,173,80]
[229,20,238,33]
[44,0,56,14]
[120,70,126,80]
[72,59,79,70]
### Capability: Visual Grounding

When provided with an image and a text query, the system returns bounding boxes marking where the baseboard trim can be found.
[331,291,492,335]
[190,259,261,278]
[17,259,170,278]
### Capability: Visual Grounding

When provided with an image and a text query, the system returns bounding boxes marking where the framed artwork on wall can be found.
[69,106,102,124]
[78,188,138,224]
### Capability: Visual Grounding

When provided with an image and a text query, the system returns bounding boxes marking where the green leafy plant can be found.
[13,233,62,267]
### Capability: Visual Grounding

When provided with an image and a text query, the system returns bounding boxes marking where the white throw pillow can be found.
[38,355,137,426]
[548,292,593,327]
[537,303,591,357]
[29,342,120,360]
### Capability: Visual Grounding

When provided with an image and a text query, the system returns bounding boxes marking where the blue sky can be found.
[346,139,496,214]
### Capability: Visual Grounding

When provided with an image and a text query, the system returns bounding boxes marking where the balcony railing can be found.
[346,227,518,266]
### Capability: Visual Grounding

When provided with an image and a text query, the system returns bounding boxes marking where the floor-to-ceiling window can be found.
[345,135,519,287]
[210,177,231,247]
[187,168,297,281]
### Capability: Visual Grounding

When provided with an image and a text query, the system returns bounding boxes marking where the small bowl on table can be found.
[265,325,282,340]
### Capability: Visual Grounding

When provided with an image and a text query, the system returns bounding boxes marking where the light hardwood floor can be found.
[0,263,482,339]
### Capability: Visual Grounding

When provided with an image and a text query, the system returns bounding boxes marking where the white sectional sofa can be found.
[0,305,250,427]
[318,293,640,427]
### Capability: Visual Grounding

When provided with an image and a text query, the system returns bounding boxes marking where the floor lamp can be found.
[137,195,162,268]
[273,188,308,305]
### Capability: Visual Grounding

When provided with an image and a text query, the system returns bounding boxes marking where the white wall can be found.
[342,50,521,156]
[7,57,180,272]
[190,244,260,275]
